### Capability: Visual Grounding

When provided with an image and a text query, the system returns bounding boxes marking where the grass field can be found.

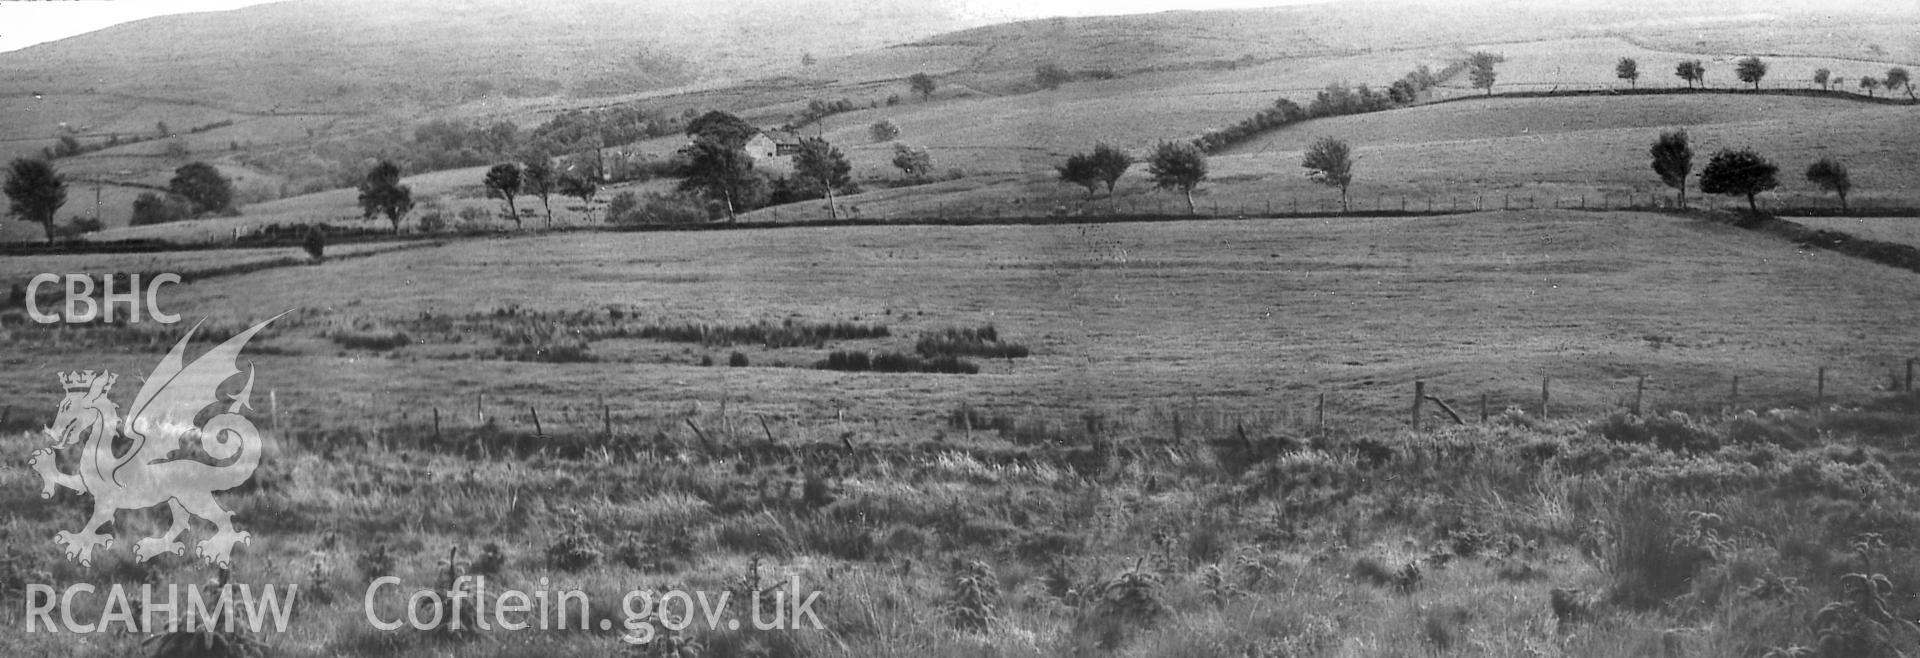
[7,210,1920,656]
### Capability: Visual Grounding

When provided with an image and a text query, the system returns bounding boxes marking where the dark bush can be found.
[916,325,1030,359]
[728,351,750,367]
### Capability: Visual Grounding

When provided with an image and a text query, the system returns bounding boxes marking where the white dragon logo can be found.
[28,314,283,569]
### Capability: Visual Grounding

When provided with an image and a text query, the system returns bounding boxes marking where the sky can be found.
[0,0,1337,54]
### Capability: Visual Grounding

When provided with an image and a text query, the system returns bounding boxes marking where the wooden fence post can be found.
[1540,377,1550,418]
[1316,392,1326,439]
[603,399,614,440]
[1816,367,1826,411]
[531,406,543,437]
[1633,375,1647,416]
[1906,358,1914,393]
[433,407,442,442]
[1413,381,1425,431]
[1479,393,1489,423]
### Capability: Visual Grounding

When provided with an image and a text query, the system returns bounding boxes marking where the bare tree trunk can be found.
[1184,189,1195,214]
[825,185,838,220]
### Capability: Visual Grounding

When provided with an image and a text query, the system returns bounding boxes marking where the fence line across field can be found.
[168,356,1920,463]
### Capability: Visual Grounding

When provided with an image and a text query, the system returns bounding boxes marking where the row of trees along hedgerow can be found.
[1066,136,1357,214]
[1649,129,1858,212]
[1192,59,1472,154]
[1623,55,1912,98]
[3,157,244,243]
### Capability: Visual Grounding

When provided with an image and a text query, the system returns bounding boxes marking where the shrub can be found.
[607,191,708,225]
[915,325,1029,359]
[945,559,999,631]
[1079,566,1167,648]
[728,351,749,367]
[816,350,980,374]
[547,513,604,572]
[329,328,411,350]
[130,192,194,226]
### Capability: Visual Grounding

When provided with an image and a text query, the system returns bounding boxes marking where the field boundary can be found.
[9,202,1920,257]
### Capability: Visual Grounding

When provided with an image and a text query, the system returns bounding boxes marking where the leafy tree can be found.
[1675,60,1705,89]
[169,161,233,216]
[356,160,413,233]
[1056,153,1101,199]
[677,134,756,221]
[1649,129,1694,209]
[908,73,937,101]
[1089,143,1132,196]
[1886,67,1913,100]
[891,143,933,181]
[869,119,901,143]
[1615,58,1639,88]
[1804,158,1852,210]
[1035,64,1073,90]
[1699,148,1779,214]
[557,173,597,206]
[684,110,758,149]
[303,225,325,261]
[792,137,856,219]
[523,160,556,228]
[4,157,67,243]
[129,192,192,226]
[1859,76,1881,97]
[1468,51,1500,95]
[1301,136,1355,212]
[1735,56,1767,90]
[1813,68,1832,91]
[484,163,523,226]
[1145,141,1207,214]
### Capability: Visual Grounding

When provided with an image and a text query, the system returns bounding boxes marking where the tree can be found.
[557,173,597,207]
[1615,58,1639,88]
[1676,60,1705,89]
[523,160,556,228]
[1859,76,1881,98]
[1035,64,1072,90]
[1468,51,1500,95]
[1886,67,1913,100]
[1699,148,1779,214]
[1301,137,1355,212]
[168,162,233,216]
[4,158,67,243]
[869,119,901,143]
[484,163,523,226]
[684,110,758,149]
[1735,56,1767,90]
[356,160,413,233]
[1649,129,1694,209]
[891,143,933,181]
[1146,141,1207,214]
[908,73,937,101]
[792,137,855,219]
[1056,153,1101,199]
[1804,158,1852,211]
[129,192,191,226]
[1813,68,1832,90]
[302,225,325,262]
[677,134,756,221]
[1088,143,1132,196]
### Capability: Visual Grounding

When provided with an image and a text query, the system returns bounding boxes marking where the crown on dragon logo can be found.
[59,370,115,393]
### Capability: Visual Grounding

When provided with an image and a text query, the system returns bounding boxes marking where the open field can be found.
[8,210,1920,656]
[9,210,1919,441]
